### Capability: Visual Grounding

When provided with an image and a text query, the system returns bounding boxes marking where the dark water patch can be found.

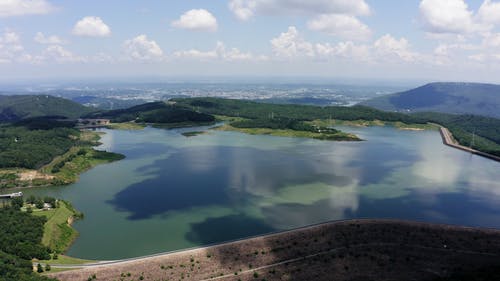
[185,214,276,245]
[355,191,500,228]
[348,141,418,185]
[107,145,365,220]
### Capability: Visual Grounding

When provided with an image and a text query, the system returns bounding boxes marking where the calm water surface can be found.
[20,126,500,260]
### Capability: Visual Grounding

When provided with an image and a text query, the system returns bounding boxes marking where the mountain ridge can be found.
[361,82,500,118]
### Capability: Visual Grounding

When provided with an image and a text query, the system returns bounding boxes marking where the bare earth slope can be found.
[51,219,500,281]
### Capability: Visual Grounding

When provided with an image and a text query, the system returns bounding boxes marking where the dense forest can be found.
[0,204,56,281]
[84,101,215,124]
[0,95,92,122]
[0,122,80,169]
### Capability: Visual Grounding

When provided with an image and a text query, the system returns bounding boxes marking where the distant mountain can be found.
[0,95,93,122]
[361,82,500,118]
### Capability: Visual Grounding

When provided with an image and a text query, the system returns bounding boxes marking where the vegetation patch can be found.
[105,122,146,130]
[33,200,83,254]
[0,202,57,281]
[0,128,124,189]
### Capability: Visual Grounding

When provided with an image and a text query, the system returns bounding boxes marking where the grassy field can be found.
[33,201,81,254]
[105,122,146,130]
[214,124,361,141]
[307,119,439,131]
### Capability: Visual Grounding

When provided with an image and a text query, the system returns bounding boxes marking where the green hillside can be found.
[85,101,215,125]
[0,95,93,122]
[361,82,500,118]
[174,97,500,157]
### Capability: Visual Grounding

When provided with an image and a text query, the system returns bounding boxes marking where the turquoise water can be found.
[19,126,500,260]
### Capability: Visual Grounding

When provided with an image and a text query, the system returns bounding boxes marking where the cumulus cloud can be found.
[171,9,218,32]
[269,26,421,64]
[0,0,54,17]
[315,41,370,61]
[270,26,315,58]
[34,32,65,44]
[478,0,500,26]
[419,0,488,35]
[43,45,85,63]
[229,0,370,20]
[0,31,24,63]
[307,14,371,41]
[123,35,164,61]
[72,16,111,37]
[174,41,258,61]
[374,34,418,62]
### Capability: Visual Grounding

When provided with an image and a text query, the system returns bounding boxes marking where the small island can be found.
[215,117,361,141]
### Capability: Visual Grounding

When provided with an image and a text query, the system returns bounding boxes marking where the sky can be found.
[1,0,500,83]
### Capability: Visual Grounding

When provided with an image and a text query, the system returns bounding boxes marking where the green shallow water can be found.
[18,125,500,260]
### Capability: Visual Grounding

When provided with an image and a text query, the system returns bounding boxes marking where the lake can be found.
[20,125,500,260]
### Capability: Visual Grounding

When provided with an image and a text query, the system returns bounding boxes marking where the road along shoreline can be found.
[439,126,500,162]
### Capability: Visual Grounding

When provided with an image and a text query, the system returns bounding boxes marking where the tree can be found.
[10,197,23,209]
[37,263,43,273]
[35,199,44,209]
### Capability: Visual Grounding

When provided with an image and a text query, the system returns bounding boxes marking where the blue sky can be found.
[1,0,500,83]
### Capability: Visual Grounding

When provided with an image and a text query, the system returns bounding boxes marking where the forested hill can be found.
[173,97,419,123]
[84,101,215,124]
[173,97,500,157]
[0,95,93,121]
[361,82,500,118]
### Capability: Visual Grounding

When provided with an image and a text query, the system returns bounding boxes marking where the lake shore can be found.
[50,219,500,281]
[439,127,500,162]
[0,131,124,191]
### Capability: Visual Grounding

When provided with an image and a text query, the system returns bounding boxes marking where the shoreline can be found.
[439,127,500,162]
[0,131,125,193]
[50,219,500,281]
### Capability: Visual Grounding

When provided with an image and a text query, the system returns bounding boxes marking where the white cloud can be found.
[72,16,111,37]
[478,0,500,25]
[419,0,486,35]
[228,0,256,21]
[228,0,370,21]
[171,9,218,32]
[315,41,370,61]
[43,45,85,63]
[270,26,315,58]
[0,0,54,17]
[483,32,500,47]
[34,32,65,44]
[174,41,257,61]
[307,14,371,41]
[123,35,164,61]
[270,27,418,64]
[0,31,24,63]
[373,34,418,62]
